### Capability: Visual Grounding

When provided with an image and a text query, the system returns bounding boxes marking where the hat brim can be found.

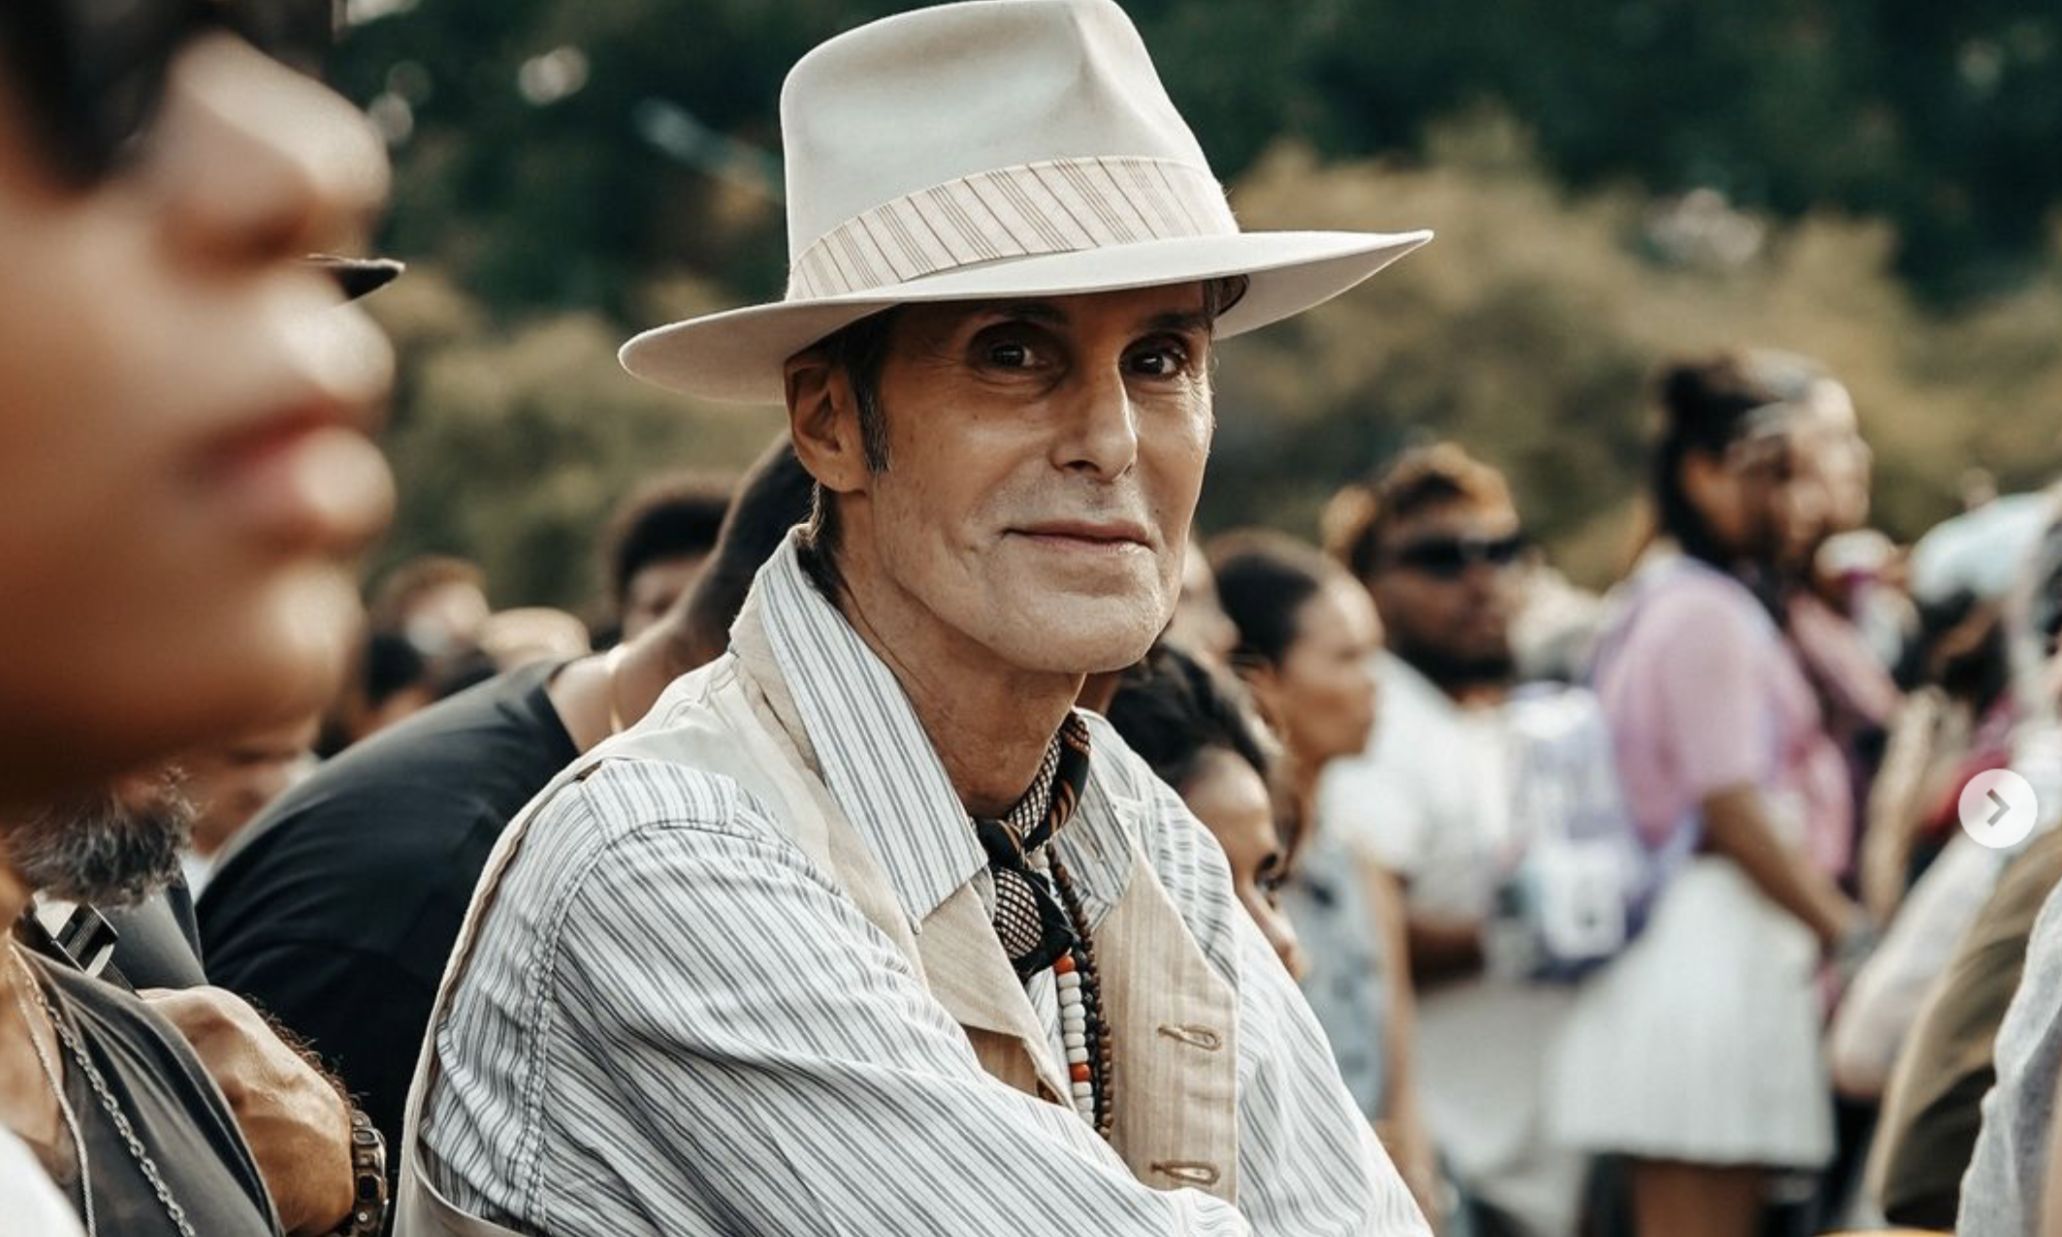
[620,229,1432,404]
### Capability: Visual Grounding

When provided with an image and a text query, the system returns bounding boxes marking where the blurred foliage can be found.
[338,0,2062,607]
[337,0,2062,312]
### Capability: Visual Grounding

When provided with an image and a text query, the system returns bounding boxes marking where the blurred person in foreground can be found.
[199,433,814,1165]
[1548,353,1868,1237]
[1319,444,1591,1237]
[599,473,733,643]
[404,2,1431,1232]
[0,0,396,1229]
[1207,534,1439,1219]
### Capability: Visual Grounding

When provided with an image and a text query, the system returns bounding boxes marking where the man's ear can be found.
[785,348,870,497]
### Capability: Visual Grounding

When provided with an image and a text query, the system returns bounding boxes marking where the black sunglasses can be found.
[1385,532,1527,580]
[0,0,335,186]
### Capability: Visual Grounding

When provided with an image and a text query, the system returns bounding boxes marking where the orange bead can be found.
[1071,1062,1092,1084]
[1054,955,1076,975]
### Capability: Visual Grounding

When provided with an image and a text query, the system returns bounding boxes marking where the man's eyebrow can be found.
[1141,309,1212,335]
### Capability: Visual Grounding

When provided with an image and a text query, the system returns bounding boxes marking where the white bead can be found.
[1066,1045,1089,1064]
[1071,1081,1094,1101]
[1062,1016,1087,1035]
[1057,972,1082,991]
[1063,1031,1086,1051]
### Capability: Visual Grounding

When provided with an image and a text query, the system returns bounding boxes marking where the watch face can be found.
[342,1109,389,1236]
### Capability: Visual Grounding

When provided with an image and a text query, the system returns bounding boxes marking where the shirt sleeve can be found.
[1648,585,1773,801]
[525,783,1259,1235]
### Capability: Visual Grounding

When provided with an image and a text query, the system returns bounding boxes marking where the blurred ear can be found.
[784,349,869,498]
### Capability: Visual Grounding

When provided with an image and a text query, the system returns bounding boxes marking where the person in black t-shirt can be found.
[200,435,815,1159]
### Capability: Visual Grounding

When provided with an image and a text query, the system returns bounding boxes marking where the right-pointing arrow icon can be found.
[1962,769,2040,850]
[1987,788,2013,829]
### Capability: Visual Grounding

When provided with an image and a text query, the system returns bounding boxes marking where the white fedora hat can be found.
[620,0,1432,404]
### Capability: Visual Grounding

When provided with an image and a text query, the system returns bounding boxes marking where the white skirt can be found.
[1546,856,1835,1168]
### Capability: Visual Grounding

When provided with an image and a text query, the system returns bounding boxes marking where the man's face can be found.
[622,553,710,642]
[821,285,1215,676]
[6,764,193,906]
[182,711,321,857]
[0,34,391,804]
[1365,500,1521,677]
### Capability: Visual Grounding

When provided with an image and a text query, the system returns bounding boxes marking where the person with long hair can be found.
[1210,531,1439,1219]
[1550,352,1868,1237]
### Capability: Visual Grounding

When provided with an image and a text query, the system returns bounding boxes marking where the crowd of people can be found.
[4,1,2062,1236]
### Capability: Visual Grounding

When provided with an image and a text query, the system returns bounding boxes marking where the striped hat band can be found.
[787,156,1238,301]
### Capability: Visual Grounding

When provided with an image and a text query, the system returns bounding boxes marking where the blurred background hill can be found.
[335,0,2062,606]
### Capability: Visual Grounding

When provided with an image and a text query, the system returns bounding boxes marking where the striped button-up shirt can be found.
[418,539,1428,1235]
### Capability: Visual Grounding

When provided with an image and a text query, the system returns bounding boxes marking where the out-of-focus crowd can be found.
[5,3,2062,1237]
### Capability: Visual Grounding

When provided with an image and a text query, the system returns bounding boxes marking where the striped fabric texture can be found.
[418,541,1429,1235]
[786,156,1239,299]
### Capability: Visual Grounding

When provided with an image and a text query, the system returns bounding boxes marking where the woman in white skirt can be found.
[1551,352,1869,1237]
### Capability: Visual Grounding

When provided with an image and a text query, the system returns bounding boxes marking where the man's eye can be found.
[1128,342,1192,377]
[986,340,1036,368]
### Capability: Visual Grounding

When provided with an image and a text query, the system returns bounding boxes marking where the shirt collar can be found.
[750,535,1133,929]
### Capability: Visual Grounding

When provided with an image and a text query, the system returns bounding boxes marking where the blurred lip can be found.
[1009,518,1153,548]
[195,396,393,552]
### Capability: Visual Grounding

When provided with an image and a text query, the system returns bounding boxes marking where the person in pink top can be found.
[1550,351,1869,1237]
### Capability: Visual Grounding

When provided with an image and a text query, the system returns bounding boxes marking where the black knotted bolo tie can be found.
[971,716,1093,980]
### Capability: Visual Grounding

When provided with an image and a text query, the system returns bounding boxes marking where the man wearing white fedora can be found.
[398,1,1432,1233]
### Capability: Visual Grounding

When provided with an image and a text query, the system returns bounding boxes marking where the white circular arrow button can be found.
[1961,768,2041,851]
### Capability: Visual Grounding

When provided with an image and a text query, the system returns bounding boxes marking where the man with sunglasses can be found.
[0,1,394,1234]
[1321,443,1590,1237]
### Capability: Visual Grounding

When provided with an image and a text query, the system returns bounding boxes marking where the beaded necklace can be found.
[972,717,1113,1137]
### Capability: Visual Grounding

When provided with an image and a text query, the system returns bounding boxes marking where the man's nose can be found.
[1051,366,1141,479]
[154,35,389,270]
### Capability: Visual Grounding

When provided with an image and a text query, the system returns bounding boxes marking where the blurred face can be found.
[1366,500,1520,677]
[1680,434,1787,563]
[1771,388,1871,571]
[182,711,320,857]
[622,553,709,642]
[0,34,392,805]
[1179,747,1305,978]
[793,285,1215,677]
[1252,577,1383,768]
[403,581,492,662]
[1769,433,1837,574]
